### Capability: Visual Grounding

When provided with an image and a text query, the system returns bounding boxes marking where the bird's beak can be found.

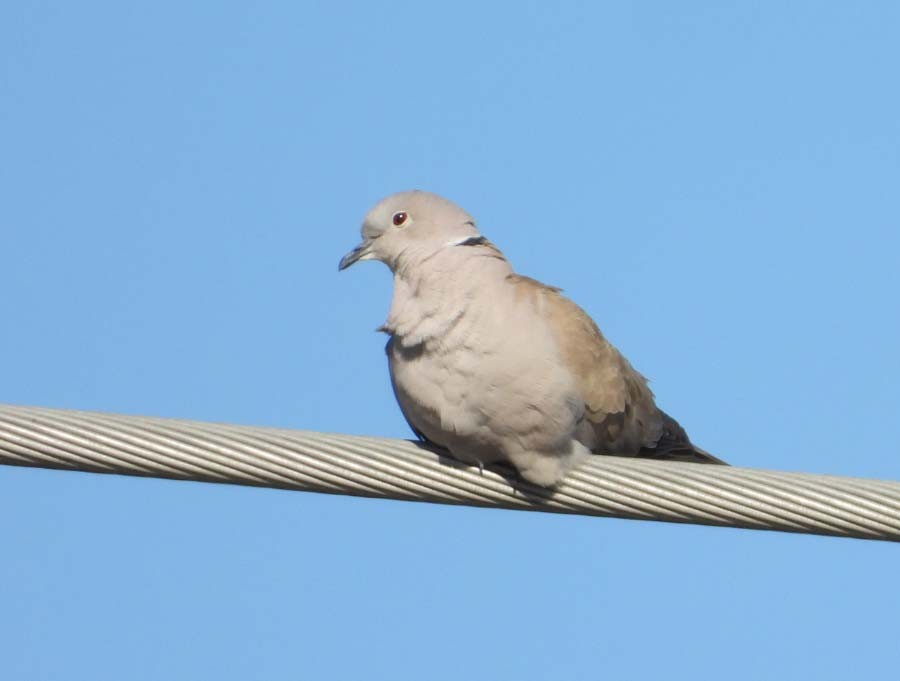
[338,239,375,271]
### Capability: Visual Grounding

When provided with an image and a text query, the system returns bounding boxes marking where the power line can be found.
[1,404,898,542]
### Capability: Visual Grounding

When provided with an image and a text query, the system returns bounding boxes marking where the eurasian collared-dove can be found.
[340,190,726,486]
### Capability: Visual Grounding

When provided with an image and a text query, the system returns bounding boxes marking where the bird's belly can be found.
[388,336,581,464]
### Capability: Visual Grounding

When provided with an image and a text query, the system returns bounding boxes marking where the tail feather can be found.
[637,443,728,465]
[638,411,728,465]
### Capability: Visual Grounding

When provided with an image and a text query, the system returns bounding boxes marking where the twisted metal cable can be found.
[1,403,898,542]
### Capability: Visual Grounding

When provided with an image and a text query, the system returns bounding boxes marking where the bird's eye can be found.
[392,211,408,226]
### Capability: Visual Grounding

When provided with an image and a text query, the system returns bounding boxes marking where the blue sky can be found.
[2,2,899,679]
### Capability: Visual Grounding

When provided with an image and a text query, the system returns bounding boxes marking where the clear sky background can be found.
[2,2,899,679]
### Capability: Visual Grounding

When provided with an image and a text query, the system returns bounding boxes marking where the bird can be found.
[339,190,726,486]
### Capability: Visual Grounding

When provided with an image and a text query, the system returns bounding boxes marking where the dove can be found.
[339,190,725,486]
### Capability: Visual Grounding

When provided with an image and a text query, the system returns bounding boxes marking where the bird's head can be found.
[339,190,481,272]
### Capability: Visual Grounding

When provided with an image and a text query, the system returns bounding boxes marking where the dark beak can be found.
[338,239,374,271]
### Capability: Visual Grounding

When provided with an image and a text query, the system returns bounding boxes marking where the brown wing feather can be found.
[506,274,725,464]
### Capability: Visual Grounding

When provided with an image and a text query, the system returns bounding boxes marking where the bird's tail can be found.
[639,411,728,465]
[638,443,728,465]
[680,444,728,465]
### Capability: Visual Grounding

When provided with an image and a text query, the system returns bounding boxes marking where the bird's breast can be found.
[387,301,584,455]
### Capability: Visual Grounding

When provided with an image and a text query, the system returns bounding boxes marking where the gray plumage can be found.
[340,190,725,486]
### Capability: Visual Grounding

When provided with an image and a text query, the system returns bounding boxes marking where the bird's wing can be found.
[507,274,727,465]
[536,279,726,464]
